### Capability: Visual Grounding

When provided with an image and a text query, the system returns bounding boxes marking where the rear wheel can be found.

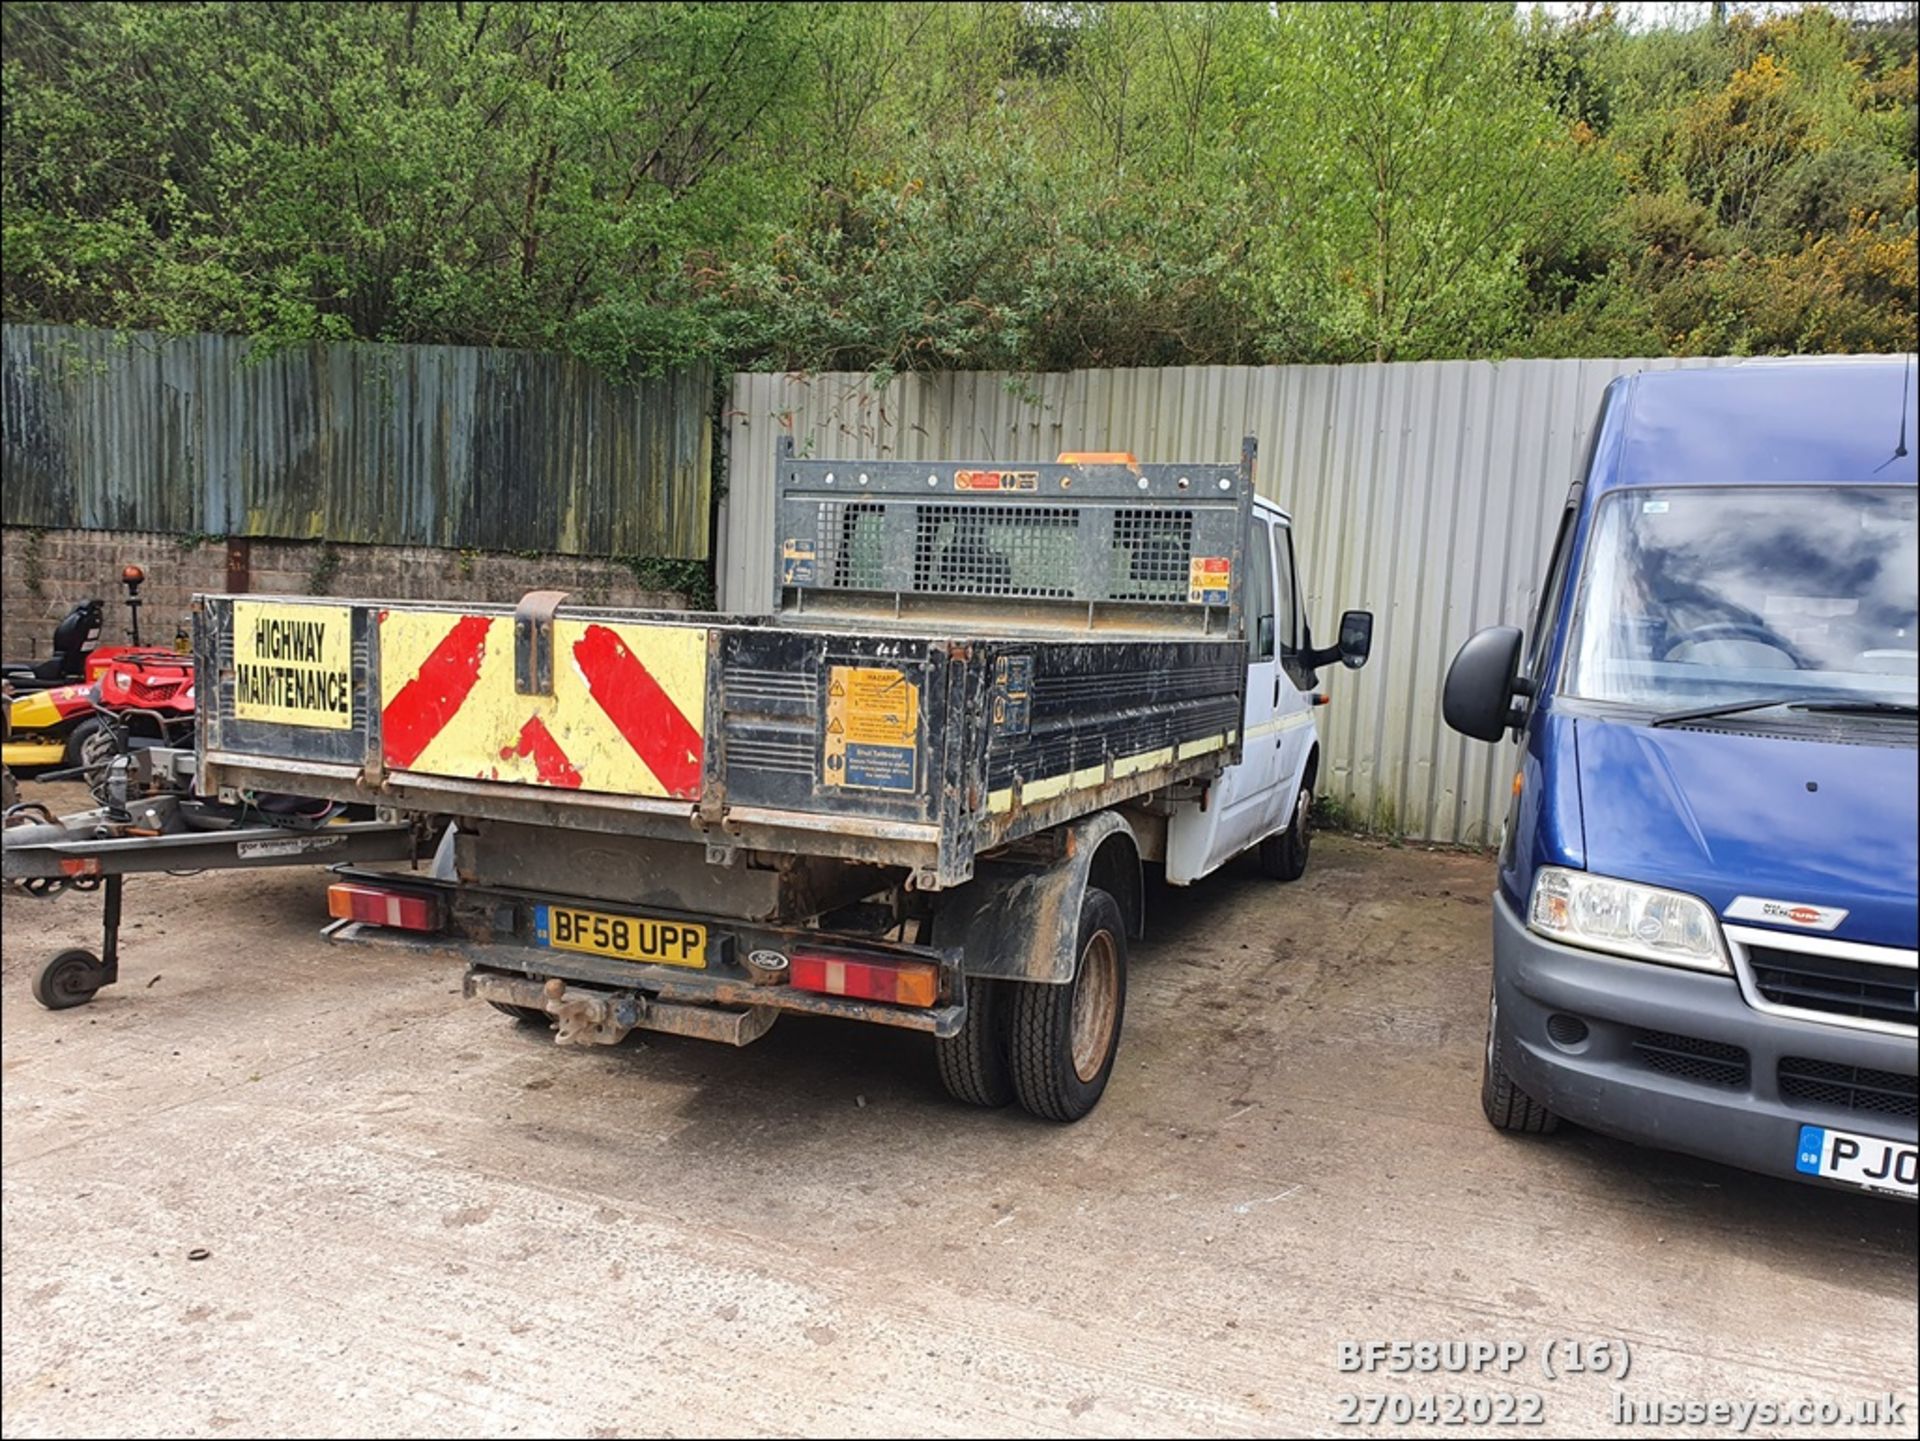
[936,974,1015,1108]
[1009,888,1127,1122]
[1481,986,1559,1134]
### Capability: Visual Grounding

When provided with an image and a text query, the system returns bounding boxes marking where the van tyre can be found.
[1259,782,1312,881]
[1481,988,1559,1134]
[1009,887,1127,1122]
[935,975,1015,1108]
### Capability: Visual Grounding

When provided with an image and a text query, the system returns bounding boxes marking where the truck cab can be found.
[1444,358,1918,1197]
[1168,497,1357,885]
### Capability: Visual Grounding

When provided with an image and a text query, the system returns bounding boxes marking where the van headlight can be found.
[1528,867,1729,972]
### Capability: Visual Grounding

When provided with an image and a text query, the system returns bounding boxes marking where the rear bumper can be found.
[1492,893,1916,1189]
[323,867,966,1041]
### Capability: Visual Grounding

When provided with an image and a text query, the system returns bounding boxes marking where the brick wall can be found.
[1,527,691,663]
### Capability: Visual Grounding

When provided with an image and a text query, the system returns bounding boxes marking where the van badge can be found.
[1725,896,1848,932]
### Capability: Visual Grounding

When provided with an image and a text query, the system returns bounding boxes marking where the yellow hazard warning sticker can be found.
[233,601,355,729]
[1188,555,1232,605]
[822,665,920,792]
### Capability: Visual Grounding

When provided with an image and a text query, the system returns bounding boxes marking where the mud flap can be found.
[935,810,1138,984]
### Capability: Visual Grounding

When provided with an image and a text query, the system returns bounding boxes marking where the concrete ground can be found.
[2,790,1914,1438]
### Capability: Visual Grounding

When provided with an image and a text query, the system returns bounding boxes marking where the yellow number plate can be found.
[535,905,707,968]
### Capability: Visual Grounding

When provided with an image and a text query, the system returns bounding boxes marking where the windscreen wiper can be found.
[1649,696,1802,728]
[1651,696,1919,727]
[1793,699,1920,717]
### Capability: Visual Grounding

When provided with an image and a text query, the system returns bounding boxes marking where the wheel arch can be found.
[1087,826,1144,940]
[934,810,1141,984]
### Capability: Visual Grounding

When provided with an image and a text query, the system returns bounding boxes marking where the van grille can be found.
[1746,945,1917,1030]
[1632,1030,1749,1089]
[1779,1058,1919,1121]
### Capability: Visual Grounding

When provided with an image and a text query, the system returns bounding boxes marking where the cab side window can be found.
[1274,526,1300,656]
[1249,519,1275,661]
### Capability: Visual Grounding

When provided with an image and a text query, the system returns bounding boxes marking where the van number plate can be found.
[534,905,707,969]
[1795,1124,1917,1196]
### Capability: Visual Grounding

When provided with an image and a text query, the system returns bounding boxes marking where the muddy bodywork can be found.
[935,810,1144,984]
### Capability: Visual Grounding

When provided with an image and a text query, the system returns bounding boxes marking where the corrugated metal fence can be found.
[2,324,712,558]
[723,357,1754,844]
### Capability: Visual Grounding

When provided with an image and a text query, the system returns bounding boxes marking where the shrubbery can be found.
[3,2,1912,375]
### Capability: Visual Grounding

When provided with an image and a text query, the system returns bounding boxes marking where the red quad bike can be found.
[2,566,195,793]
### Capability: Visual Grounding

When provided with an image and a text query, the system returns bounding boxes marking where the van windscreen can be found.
[1562,485,1919,712]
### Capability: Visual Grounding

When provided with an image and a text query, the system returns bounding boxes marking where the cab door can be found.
[1166,509,1283,881]
[1268,519,1318,833]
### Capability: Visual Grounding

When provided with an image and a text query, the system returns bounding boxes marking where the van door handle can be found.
[1273,675,1282,707]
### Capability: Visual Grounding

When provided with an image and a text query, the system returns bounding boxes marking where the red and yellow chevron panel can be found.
[378,611,706,800]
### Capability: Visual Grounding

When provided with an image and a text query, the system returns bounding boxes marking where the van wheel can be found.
[935,974,1015,1108]
[1259,783,1312,881]
[1481,987,1559,1134]
[1009,888,1127,1122]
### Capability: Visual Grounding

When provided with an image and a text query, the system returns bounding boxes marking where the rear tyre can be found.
[1258,780,1312,881]
[488,1001,551,1026]
[936,974,1015,1108]
[1009,888,1127,1122]
[1481,986,1560,1134]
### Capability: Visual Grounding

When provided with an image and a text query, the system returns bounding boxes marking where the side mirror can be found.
[1303,609,1374,672]
[1443,626,1527,742]
[1336,609,1372,669]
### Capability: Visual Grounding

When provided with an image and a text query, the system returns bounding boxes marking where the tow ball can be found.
[540,977,642,1047]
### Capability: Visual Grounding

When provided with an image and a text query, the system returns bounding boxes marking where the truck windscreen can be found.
[1562,484,1919,711]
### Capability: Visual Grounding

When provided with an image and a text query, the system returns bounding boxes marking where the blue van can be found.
[1443,358,1917,1197]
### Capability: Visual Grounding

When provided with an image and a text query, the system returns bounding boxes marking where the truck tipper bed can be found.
[184,439,1372,1119]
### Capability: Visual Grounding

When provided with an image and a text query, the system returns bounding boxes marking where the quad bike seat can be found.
[1,600,104,690]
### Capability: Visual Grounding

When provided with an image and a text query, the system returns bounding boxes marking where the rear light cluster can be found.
[327,882,444,932]
[789,949,939,1008]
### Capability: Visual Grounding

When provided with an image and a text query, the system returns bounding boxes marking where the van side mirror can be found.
[1303,609,1374,672]
[1443,626,1528,741]
[1336,610,1372,669]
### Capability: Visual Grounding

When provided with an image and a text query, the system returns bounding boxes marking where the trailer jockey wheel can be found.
[31,873,123,1010]
[33,948,105,1010]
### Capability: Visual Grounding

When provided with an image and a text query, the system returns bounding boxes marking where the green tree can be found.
[1235,3,1601,362]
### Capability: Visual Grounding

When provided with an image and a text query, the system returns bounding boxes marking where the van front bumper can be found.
[1491,893,1916,1189]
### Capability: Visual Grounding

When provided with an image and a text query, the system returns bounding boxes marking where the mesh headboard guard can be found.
[773,438,1257,627]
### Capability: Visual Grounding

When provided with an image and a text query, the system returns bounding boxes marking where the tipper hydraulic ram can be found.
[176,438,1373,1119]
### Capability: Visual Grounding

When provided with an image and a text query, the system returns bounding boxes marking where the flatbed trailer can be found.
[176,439,1372,1119]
